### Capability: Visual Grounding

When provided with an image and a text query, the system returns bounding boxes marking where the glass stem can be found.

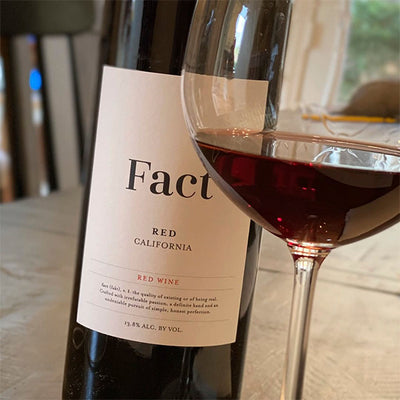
[281,244,330,400]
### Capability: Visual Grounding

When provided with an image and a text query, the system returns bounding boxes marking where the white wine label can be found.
[77,67,252,346]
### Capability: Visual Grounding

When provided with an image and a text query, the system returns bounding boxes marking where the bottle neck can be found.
[103,0,196,74]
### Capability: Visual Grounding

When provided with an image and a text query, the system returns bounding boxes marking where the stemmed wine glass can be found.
[181,1,400,399]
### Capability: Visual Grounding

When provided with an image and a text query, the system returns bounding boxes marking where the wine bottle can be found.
[62,0,289,398]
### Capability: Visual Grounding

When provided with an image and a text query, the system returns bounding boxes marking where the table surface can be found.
[1,188,399,400]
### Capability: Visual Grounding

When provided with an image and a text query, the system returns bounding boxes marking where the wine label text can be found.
[126,158,213,199]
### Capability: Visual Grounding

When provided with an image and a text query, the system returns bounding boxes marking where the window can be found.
[338,0,400,104]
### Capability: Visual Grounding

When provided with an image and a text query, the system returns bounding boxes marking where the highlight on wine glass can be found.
[182,0,400,399]
[182,0,292,152]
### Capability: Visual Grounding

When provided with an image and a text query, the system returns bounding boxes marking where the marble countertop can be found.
[1,188,399,399]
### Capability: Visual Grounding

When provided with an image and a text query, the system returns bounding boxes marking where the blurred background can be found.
[0,0,399,203]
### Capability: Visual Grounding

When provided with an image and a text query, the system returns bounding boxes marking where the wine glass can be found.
[181,0,400,399]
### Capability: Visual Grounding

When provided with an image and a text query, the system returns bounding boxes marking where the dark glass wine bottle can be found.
[62,0,290,398]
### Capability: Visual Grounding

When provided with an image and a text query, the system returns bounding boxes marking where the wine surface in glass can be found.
[196,131,400,248]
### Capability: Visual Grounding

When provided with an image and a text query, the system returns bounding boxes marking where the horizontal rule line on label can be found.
[90,257,235,279]
[88,269,234,291]
[86,301,230,323]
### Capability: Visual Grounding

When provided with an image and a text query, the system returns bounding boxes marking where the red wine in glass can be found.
[196,132,400,249]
